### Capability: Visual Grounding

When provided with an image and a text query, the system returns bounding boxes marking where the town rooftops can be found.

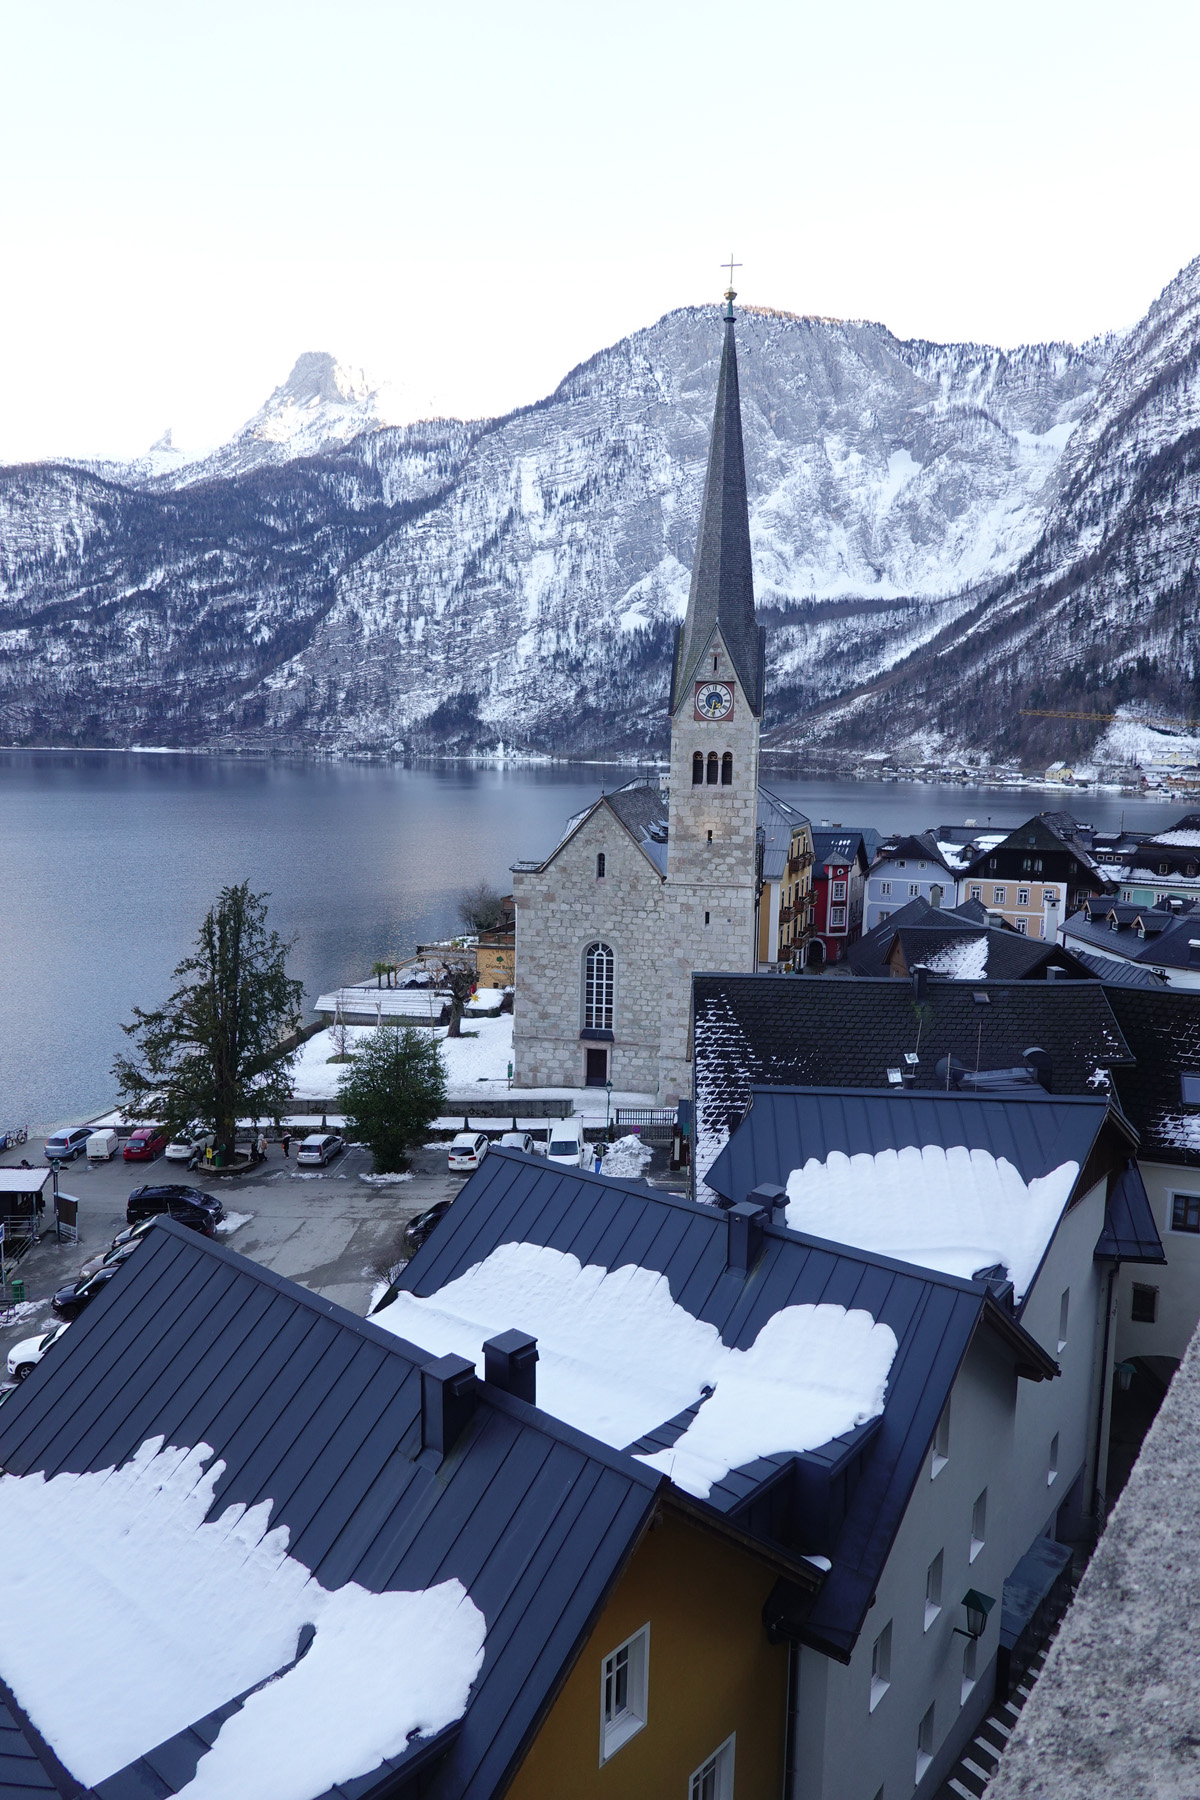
[380,1147,1056,1664]
[757,785,810,882]
[811,828,867,869]
[870,831,961,875]
[703,1085,1159,1308]
[522,777,670,877]
[1100,986,1200,1168]
[961,810,1107,879]
[1062,901,1200,971]
[0,1220,668,1800]
[848,897,1091,982]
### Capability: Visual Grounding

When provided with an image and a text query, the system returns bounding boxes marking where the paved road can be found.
[0,1138,461,1367]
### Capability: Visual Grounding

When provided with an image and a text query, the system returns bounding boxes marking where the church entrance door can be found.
[584,1047,609,1087]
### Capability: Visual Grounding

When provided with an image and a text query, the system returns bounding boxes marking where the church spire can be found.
[671,273,764,717]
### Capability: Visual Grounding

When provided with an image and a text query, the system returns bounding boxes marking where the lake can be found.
[0,751,1180,1133]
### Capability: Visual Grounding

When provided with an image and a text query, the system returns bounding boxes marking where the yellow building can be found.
[776,820,816,967]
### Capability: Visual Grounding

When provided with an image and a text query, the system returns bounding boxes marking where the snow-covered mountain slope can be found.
[773,255,1200,766]
[2,265,1195,760]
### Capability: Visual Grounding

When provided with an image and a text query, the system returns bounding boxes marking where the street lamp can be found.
[954,1589,996,1641]
[605,1080,614,1136]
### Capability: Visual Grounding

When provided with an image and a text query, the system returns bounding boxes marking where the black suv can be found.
[125,1185,225,1235]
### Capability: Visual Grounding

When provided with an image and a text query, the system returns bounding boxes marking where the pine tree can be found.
[338,1027,446,1172]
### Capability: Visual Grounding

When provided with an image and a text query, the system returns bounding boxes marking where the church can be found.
[512,282,778,1105]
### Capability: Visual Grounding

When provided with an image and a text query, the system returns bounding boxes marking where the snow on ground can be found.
[784,1145,1079,1301]
[0,1439,485,1797]
[216,1212,253,1234]
[600,1135,653,1180]
[358,1171,415,1185]
[291,1017,514,1102]
[1096,715,1200,770]
[924,937,989,979]
[374,1243,897,1498]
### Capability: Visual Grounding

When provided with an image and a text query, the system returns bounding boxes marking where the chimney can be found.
[420,1353,477,1461]
[483,1330,538,1404]
[727,1201,768,1275]
[930,884,943,909]
[1023,1046,1053,1092]
[912,964,929,1003]
[1189,939,1200,967]
[1045,965,1063,982]
[749,1183,788,1224]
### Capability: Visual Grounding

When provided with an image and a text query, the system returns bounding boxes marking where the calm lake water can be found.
[0,752,1182,1133]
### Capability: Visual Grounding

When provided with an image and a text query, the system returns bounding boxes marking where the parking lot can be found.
[0,1138,462,1369]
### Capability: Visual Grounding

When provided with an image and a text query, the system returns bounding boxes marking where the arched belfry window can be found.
[721,752,733,786]
[596,852,606,879]
[706,752,719,785]
[692,751,704,786]
[584,942,614,1030]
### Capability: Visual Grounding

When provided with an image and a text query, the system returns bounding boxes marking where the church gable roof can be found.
[523,780,669,879]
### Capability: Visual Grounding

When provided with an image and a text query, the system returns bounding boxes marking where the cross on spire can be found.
[722,253,742,293]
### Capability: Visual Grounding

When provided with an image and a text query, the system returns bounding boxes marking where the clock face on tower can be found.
[694,681,734,721]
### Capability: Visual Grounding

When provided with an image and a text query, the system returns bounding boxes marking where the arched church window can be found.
[706,752,719,785]
[596,853,606,879]
[721,752,733,786]
[583,942,614,1030]
[692,752,704,785]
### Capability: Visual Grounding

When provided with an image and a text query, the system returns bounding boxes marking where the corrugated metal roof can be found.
[1093,1162,1166,1263]
[391,1150,1054,1662]
[0,1223,661,1800]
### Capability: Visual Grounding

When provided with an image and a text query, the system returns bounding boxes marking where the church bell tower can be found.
[658,278,765,1099]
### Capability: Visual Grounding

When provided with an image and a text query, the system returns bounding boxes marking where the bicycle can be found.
[0,1127,28,1151]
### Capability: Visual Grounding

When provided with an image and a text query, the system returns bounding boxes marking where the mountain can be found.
[0,266,1195,761]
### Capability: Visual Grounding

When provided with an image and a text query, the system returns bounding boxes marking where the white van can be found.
[86,1129,119,1162]
[545,1119,588,1169]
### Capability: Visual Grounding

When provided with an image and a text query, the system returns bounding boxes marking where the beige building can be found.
[512,289,765,1102]
[776,818,816,967]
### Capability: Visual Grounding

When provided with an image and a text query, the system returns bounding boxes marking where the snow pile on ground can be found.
[600,1135,653,1180]
[0,1438,485,1796]
[358,1171,415,1185]
[291,1017,513,1101]
[924,936,989,979]
[374,1243,896,1497]
[785,1145,1079,1301]
[216,1212,253,1234]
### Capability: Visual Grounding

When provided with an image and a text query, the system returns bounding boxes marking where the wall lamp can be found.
[953,1590,996,1641]
[1115,1360,1137,1393]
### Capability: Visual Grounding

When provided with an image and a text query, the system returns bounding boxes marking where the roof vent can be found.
[1171,898,1185,911]
[1045,965,1064,982]
[749,1182,788,1223]
[420,1354,477,1462]
[1023,1047,1052,1092]
[727,1201,768,1276]
[483,1330,538,1404]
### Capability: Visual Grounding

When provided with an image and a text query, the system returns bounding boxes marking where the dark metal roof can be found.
[0,1223,662,1800]
[1104,986,1200,1168]
[390,1148,1054,1662]
[811,829,867,869]
[1093,1161,1166,1263]
[1063,907,1200,970]
[871,832,959,875]
[0,1680,61,1799]
[758,786,809,882]
[672,311,764,714]
[1071,949,1168,989]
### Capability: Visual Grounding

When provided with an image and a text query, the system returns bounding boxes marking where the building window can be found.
[970,1488,987,1563]
[1018,888,1030,906]
[961,1636,979,1705]
[970,886,981,901]
[600,1624,649,1762]
[596,853,606,880]
[916,1703,935,1782]
[1180,1073,1200,1105]
[924,1551,943,1631]
[721,751,733,786]
[909,883,920,897]
[689,1734,735,1800]
[1160,863,1169,875]
[932,1401,950,1477]
[1022,857,1032,873]
[829,906,846,928]
[897,860,906,869]
[832,880,847,901]
[583,942,614,1031]
[1122,889,1132,902]
[992,887,1006,905]
[869,1621,892,1711]
[1015,918,1027,934]
[1048,1432,1059,1486]
[1058,1289,1069,1353]
[880,881,892,896]
[1034,857,1044,873]
[1170,1193,1200,1233]
[880,910,890,921]
[988,857,997,872]
[692,751,703,785]
[1045,888,1059,904]
[1131,1284,1158,1324]
[706,752,719,785]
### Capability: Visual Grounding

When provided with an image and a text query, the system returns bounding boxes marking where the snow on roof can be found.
[935,840,974,871]
[784,1145,1080,1302]
[1148,830,1200,848]
[374,1242,897,1499]
[0,1436,485,1798]
[924,936,989,979]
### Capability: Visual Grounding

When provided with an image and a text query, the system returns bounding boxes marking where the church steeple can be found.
[671,282,764,716]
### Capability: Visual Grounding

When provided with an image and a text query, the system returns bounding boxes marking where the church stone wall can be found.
[512,807,665,1096]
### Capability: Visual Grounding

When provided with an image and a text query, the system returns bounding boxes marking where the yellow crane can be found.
[1020,709,1200,731]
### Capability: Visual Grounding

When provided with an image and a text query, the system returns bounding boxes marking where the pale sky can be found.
[1,0,1197,462]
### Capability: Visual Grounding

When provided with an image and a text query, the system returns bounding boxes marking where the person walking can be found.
[282,1131,291,1159]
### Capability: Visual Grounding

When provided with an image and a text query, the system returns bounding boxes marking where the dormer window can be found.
[1181,1073,1200,1106]
[1160,863,1170,875]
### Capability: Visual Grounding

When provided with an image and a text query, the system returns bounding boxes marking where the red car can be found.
[123,1128,168,1162]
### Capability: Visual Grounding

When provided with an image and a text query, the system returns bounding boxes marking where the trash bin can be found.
[10,1278,25,1305]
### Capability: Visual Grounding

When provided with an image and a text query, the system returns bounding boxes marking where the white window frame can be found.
[970,885,982,901]
[1015,917,1028,935]
[970,1488,987,1563]
[599,1623,649,1763]
[916,1702,935,1782]
[583,941,614,1032]
[931,1401,950,1478]
[924,1550,943,1631]
[1170,1189,1200,1234]
[961,1636,979,1705]
[829,905,847,929]
[993,886,1006,904]
[869,1620,892,1711]
[1058,1288,1069,1353]
[909,883,920,897]
[1047,1432,1059,1487]
[1018,887,1031,906]
[688,1732,736,1800]
[880,880,892,896]
[832,879,847,901]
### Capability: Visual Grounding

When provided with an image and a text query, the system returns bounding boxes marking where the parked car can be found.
[79,1235,146,1281]
[498,1131,539,1156]
[52,1264,123,1321]
[125,1185,225,1233]
[164,1122,215,1162]
[43,1126,91,1163]
[545,1120,589,1168]
[6,1321,70,1382]
[295,1133,344,1167]
[105,1216,163,1256]
[123,1127,168,1162]
[86,1128,119,1162]
[403,1200,453,1254]
[448,1132,490,1172]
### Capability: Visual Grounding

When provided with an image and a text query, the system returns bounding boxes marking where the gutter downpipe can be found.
[1092,1263,1119,1529]
[782,1637,799,1800]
